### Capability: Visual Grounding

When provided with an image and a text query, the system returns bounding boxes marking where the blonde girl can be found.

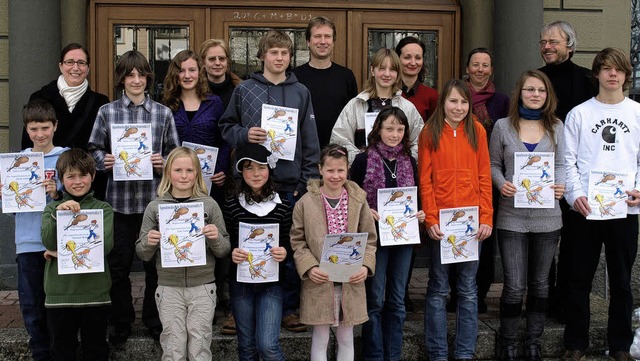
[136,147,230,361]
[290,144,377,361]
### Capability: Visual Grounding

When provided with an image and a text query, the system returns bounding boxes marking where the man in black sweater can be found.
[293,16,358,149]
[538,21,597,328]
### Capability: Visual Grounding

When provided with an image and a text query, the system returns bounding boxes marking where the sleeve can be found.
[489,120,508,190]
[102,204,114,255]
[476,124,494,227]
[330,99,361,165]
[212,97,231,174]
[554,122,566,187]
[205,200,231,258]
[219,86,250,148]
[349,153,367,187]
[41,202,60,251]
[162,110,180,157]
[135,202,160,262]
[417,129,439,227]
[290,200,319,280]
[87,106,110,171]
[296,89,321,195]
[406,103,424,161]
[358,200,377,276]
[563,109,584,207]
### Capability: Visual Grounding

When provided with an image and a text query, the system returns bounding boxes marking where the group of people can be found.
[5,14,640,361]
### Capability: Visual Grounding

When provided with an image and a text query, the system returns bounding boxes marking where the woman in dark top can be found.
[26,43,110,199]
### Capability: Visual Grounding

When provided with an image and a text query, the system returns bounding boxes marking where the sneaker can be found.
[563,350,585,361]
[281,313,307,332]
[610,351,636,361]
[221,314,236,335]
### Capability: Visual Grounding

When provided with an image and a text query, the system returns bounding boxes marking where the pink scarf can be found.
[363,142,414,210]
[465,78,495,132]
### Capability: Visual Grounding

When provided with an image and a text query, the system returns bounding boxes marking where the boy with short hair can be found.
[0,99,68,361]
[219,29,321,333]
[88,50,179,343]
[41,148,113,361]
[563,47,640,361]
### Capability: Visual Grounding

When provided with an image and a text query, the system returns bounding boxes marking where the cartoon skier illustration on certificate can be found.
[260,104,298,161]
[439,207,479,264]
[158,202,207,267]
[110,124,153,181]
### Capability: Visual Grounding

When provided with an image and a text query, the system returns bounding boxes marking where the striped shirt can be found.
[88,95,179,214]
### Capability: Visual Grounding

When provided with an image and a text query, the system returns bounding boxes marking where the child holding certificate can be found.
[290,144,377,360]
[221,144,290,359]
[488,70,565,360]
[417,79,493,361]
[136,147,229,360]
[350,106,425,360]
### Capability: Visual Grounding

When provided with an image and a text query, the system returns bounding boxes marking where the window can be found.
[113,25,190,100]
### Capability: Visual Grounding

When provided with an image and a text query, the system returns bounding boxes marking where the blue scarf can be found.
[519,105,543,120]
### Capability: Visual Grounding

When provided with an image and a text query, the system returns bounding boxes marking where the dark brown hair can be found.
[56,148,96,180]
[319,144,348,167]
[305,16,336,41]
[367,106,412,155]
[115,50,154,90]
[162,50,210,111]
[22,99,57,126]
[591,47,632,91]
[60,43,89,64]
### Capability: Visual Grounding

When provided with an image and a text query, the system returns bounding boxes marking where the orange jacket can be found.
[418,119,493,228]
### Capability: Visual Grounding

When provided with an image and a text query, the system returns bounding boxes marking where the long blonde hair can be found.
[424,79,477,151]
[157,147,208,198]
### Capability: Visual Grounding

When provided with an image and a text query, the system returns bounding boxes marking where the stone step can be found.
[0,297,618,361]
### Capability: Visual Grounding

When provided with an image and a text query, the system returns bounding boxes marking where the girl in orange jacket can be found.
[418,79,493,361]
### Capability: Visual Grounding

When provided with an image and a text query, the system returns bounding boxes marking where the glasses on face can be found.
[62,59,88,68]
[522,87,547,94]
[538,40,565,48]
[208,56,227,62]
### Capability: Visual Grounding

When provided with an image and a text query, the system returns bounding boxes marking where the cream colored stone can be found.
[563,0,601,9]
[543,0,561,9]
[0,0,7,35]
[0,40,7,78]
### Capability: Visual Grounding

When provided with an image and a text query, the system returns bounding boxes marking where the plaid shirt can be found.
[88,95,179,214]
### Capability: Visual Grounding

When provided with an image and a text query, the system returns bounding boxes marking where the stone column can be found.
[460,0,493,70]
[5,0,61,288]
[61,0,87,47]
[492,0,543,94]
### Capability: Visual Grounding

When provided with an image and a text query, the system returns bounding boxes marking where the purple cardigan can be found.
[173,94,230,174]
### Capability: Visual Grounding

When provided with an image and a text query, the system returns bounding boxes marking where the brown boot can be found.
[281,313,307,332]
[221,314,236,335]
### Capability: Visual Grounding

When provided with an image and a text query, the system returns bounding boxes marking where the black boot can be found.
[499,301,522,361]
[526,296,546,361]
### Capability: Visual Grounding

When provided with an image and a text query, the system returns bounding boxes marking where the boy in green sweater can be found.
[41,149,114,361]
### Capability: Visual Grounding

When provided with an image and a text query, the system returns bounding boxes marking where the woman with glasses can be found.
[25,43,110,197]
[488,70,565,361]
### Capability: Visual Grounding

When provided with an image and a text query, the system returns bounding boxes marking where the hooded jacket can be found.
[290,179,377,325]
[218,72,320,195]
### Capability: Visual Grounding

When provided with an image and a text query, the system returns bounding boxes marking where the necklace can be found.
[380,97,390,106]
[382,159,397,179]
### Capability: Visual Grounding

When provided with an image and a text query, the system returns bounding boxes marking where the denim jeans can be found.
[16,252,51,361]
[425,238,479,360]
[563,212,637,353]
[498,229,560,303]
[362,244,413,361]
[230,279,285,361]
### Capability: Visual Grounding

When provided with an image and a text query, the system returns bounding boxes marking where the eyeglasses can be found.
[207,56,227,62]
[538,40,565,47]
[62,59,88,68]
[522,87,547,94]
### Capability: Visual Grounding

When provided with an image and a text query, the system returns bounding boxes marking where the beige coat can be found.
[291,179,377,326]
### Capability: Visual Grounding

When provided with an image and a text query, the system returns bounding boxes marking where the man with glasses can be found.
[538,21,598,326]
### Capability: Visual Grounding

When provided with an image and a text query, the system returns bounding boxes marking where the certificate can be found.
[513,152,555,208]
[0,152,46,213]
[439,206,479,264]
[236,222,280,283]
[376,186,420,246]
[586,170,632,220]
[261,104,298,161]
[319,233,367,282]
[182,141,219,194]
[56,209,105,274]
[158,202,207,268]
[110,123,153,181]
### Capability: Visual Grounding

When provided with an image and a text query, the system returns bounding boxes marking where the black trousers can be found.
[47,306,109,361]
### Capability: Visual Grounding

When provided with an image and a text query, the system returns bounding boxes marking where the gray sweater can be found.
[489,117,565,232]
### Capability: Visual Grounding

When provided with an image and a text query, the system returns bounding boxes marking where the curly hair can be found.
[162,50,210,112]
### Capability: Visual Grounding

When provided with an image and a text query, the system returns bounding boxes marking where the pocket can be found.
[155,285,164,309]
[204,282,217,306]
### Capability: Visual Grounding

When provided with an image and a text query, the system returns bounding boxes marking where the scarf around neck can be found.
[363,142,414,210]
[57,75,88,112]
[465,78,495,129]
[519,104,543,120]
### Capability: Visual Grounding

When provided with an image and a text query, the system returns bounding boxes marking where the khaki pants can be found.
[156,283,217,361]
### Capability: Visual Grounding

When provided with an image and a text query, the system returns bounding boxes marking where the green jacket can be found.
[41,191,114,307]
